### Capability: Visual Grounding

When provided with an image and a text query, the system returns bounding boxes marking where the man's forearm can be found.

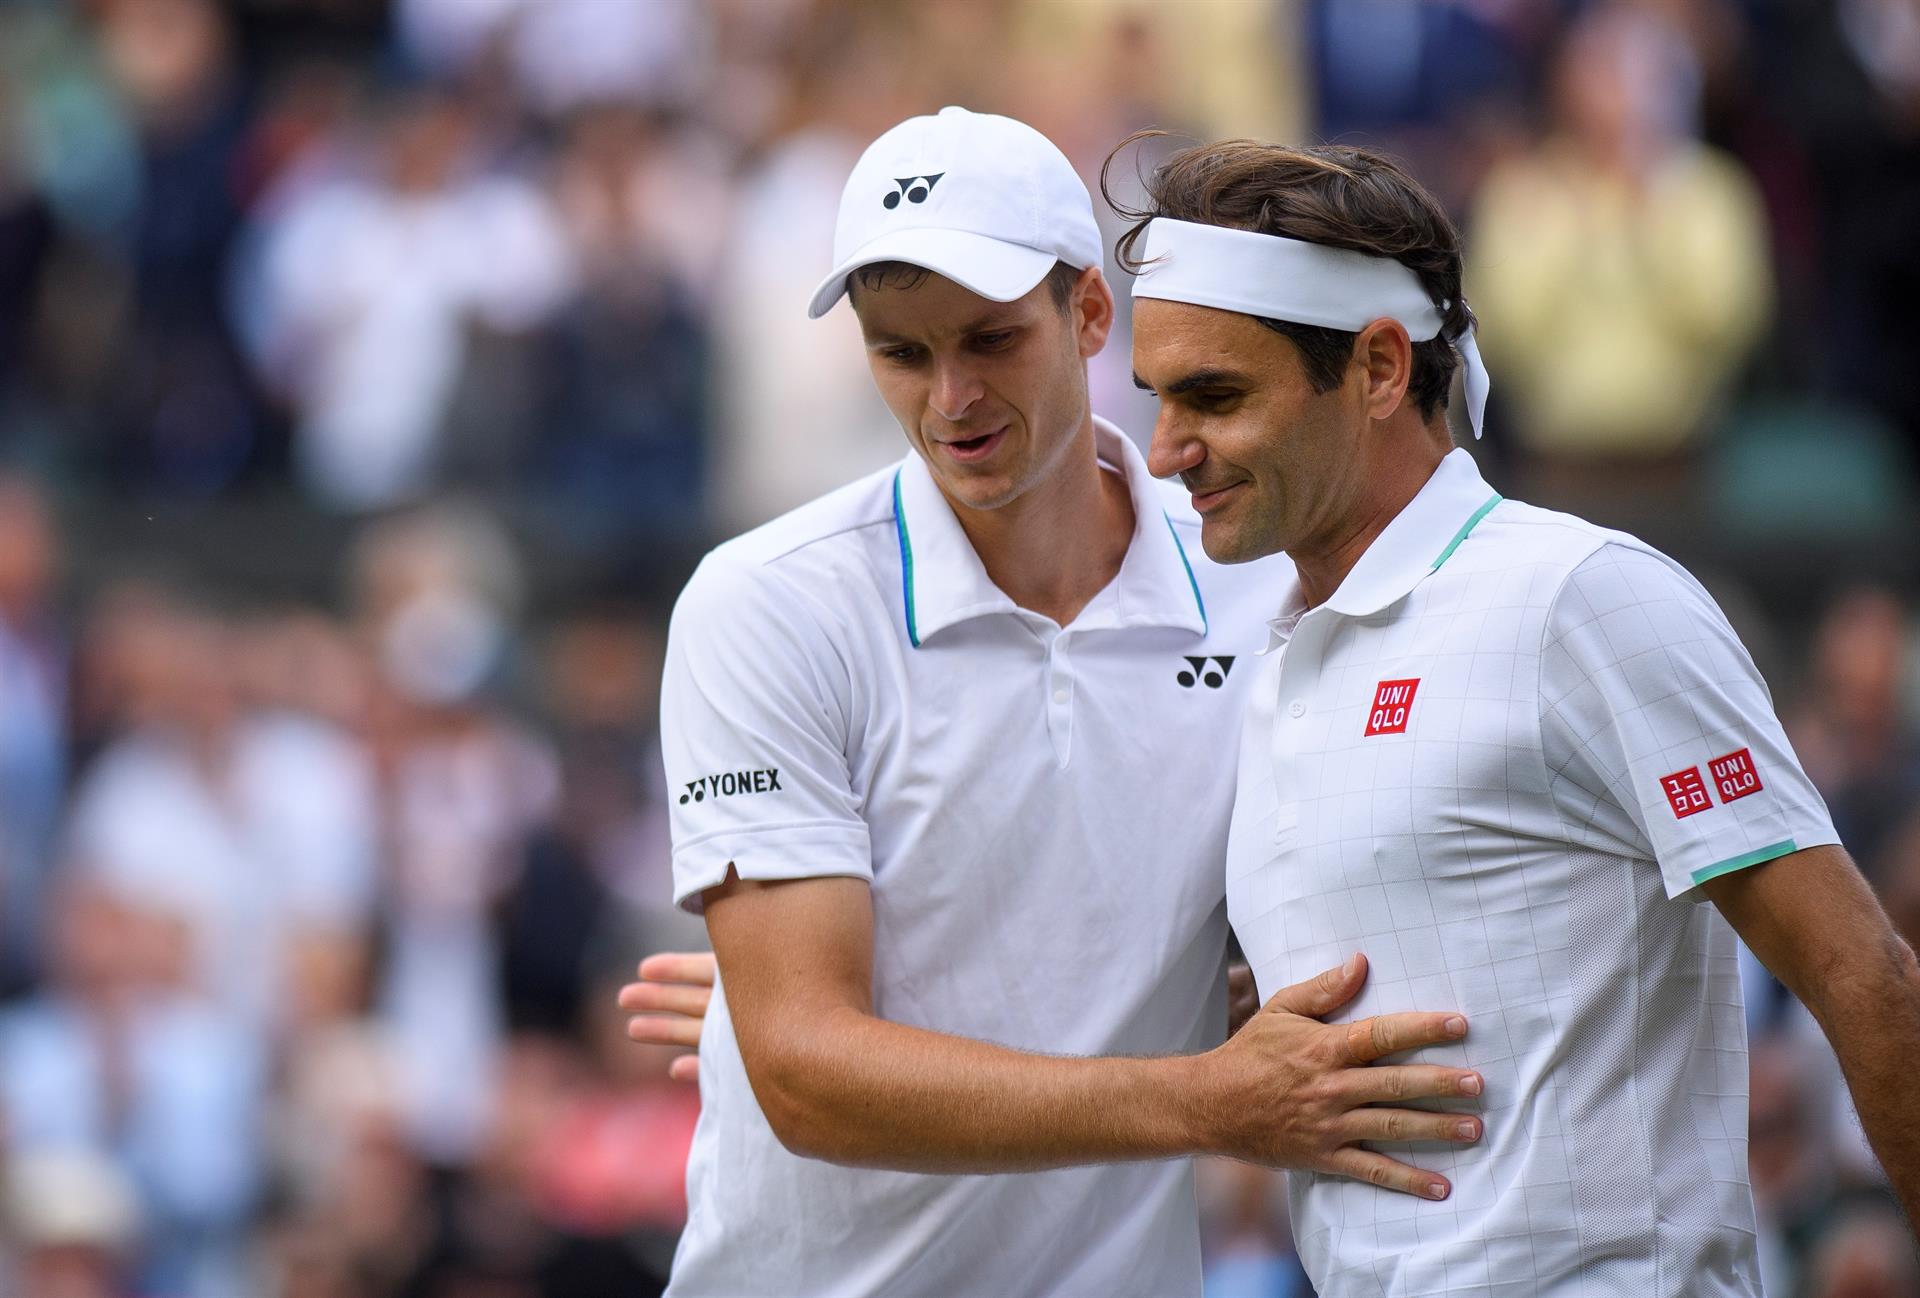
[751,1004,1214,1173]
[1803,929,1920,1224]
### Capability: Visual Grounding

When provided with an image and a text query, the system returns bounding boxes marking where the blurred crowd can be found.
[0,0,1917,1296]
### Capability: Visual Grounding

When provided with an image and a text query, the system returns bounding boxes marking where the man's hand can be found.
[619,952,715,1084]
[1192,953,1483,1200]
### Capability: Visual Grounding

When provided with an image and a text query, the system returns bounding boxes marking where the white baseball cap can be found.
[807,106,1104,319]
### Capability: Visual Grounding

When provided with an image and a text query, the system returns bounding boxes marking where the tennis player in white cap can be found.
[1123,135,1920,1295]
[644,108,1485,1298]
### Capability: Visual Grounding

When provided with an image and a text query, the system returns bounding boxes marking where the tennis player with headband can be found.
[1122,136,1920,1295]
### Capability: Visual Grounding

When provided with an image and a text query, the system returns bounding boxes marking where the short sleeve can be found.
[1539,543,1839,900]
[659,554,872,913]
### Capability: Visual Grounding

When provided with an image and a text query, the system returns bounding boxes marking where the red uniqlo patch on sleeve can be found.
[1659,766,1714,819]
[1363,678,1420,737]
[1708,747,1764,803]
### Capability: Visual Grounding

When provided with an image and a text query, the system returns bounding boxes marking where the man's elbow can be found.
[740,1025,864,1163]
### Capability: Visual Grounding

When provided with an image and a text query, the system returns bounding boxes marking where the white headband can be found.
[1131,218,1489,440]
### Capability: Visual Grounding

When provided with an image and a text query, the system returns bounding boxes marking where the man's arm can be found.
[1703,844,1920,1225]
[620,955,1261,1084]
[705,868,1484,1198]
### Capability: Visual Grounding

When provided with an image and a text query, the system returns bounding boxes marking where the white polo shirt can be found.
[1226,449,1839,1297]
[661,418,1289,1298]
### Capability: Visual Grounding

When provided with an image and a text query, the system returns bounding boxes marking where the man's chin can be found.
[1197,518,1277,565]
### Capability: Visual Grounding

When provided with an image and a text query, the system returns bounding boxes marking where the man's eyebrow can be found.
[1133,368,1252,395]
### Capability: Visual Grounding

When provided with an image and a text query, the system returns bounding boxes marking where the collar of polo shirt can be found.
[890,416,1210,646]
[1265,449,1502,648]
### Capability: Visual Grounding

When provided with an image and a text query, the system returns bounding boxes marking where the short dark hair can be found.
[850,259,1084,311]
[1104,136,1470,421]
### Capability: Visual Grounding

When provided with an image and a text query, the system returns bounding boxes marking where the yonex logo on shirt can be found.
[1176,656,1235,688]
[1709,748,1764,803]
[1363,678,1420,736]
[679,768,783,805]
[883,173,944,209]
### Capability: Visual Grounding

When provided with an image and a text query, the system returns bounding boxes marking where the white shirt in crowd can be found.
[1226,448,1840,1297]
[661,419,1290,1298]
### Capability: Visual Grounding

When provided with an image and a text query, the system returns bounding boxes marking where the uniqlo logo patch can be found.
[1363,678,1420,737]
[1708,747,1764,803]
[1659,766,1714,819]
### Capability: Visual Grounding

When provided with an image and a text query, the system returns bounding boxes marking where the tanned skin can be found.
[1134,296,1920,1232]
[624,269,1486,1199]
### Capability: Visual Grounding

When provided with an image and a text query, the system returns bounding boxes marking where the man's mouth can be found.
[1188,481,1244,513]
[938,427,1008,463]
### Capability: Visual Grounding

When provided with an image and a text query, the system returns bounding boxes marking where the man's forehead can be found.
[1131,299,1289,375]
[852,269,1035,339]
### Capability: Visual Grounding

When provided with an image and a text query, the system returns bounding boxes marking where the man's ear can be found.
[1354,317,1412,421]
[1074,267,1115,360]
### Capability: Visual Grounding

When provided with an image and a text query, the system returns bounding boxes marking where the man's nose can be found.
[929,360,984,424]
[1147,411,1204,480]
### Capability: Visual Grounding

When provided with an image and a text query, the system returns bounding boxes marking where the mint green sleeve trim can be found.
[1689,838,1799,887]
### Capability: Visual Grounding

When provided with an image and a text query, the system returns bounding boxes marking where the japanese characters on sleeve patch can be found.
[1660,747,1766,821]
[1659,766,1714,819]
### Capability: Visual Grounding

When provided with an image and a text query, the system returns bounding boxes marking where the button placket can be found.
[1044,632,1073,766]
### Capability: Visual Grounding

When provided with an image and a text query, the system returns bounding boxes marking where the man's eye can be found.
[883,347,921,364]
[973,331,1015,349]
[1193,390,1242,411]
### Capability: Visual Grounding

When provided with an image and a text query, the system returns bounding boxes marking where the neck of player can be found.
[950,414,1134,628]
[1292,414,1452,611]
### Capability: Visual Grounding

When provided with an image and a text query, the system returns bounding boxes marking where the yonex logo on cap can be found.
[1177,656,1235,689]
[1364,678,1420,736]
[883,173,945,209]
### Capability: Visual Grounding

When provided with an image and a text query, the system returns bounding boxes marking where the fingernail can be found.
[1460,1074,1482,1096]
[1427,1182,1449,1200]
[1343,953,1362,977]
[1455,1121,1478,1141]
[1444,1016,1467,1037]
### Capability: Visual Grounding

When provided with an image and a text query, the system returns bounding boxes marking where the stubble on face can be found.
[853,272,1089,517]
[1133,299,1362,565]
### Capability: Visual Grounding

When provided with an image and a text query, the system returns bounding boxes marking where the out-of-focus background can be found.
[0,0,1916,1294]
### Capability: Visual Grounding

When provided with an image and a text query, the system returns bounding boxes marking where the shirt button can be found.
[1053,688,1069,705]
[1288,699,1306,718]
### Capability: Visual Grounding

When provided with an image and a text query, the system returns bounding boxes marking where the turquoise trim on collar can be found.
[892,470,920,648]
[1431,494,1502,571]
[1163,512,1208,634]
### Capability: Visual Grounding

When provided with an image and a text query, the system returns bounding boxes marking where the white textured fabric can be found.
[1225,450,1838,1296]
[661,420,1291,1298]
[1131,217,1490,439]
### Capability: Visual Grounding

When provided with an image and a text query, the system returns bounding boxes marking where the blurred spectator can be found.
[61,589,379,1033]
[93,0,270,494]
[0,878,266,1298]
[1802,1200,1920,1298]
[249,87,572,509]
[707,20,912,530]
[0,474,64,993]
[1196,1160,1313,1298]
[1784,587,1920,877]
[1470,4,1772,499]
[0,1149,142,1298]
[350,505,557,1163]
[529,106,727,541]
